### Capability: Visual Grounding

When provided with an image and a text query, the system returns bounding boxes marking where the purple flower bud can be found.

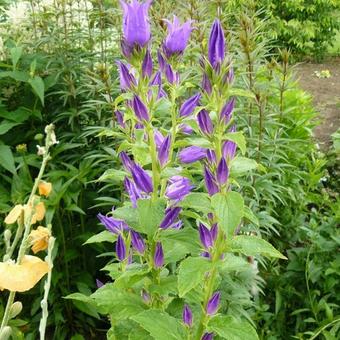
[179,93,201,117]
[97,213,129,234]
[132,95,149,121]
[141,289,151,303]
[170,220,183,229]
[115,110,126,128]
[142,49,153,78]
[197,109,213,135]
[166,176,192,201]
[157,50,166,71]
[154,129,165,150]
[179,124,193,135]
[204,166,219,196]
[222,140,237,160]
[220,98,235,123]
[116,61,136,90]
[135,122,144,129]
[154,242,164,268]
[199,223,213,249]
[206,291,221,315]
[124,177,141,208]
[130,230,145,254]
[158,135,171,166]
[120,0,152,50]
[216,158,229,185]
[131,164,153,193]
[150,71,162,86]
[179,146,206,164]
[163,16,193,58]
[96,279,104,288]
[160,207,182,229]
[227,66,234,83]
[116,234,127,261]
[202,73,212,95]
[201,332,214,340]
[201,251,211,259]
[120,151,134,171]
[206,150,217,164]
[165,63,179,84]
[210,223,218,242]
[182,304,193,327]
[208,19,225,69]
[207,213,214,222]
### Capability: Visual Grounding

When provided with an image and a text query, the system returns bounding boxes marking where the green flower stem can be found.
[168,85,179,164]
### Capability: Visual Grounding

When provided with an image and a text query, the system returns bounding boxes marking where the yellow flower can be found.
[38,181,52,197]
[0,255,49,292]
[31,201,46,224]
[29,226,51,254]
[4,205,24,224]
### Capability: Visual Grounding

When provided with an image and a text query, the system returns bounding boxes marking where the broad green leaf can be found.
[149,275,178,295]
[0,121,21,135]
[137,198,165,236]
[0,107,31,123]
[219,253,250,273]
[229,236,287,259]
[98,169,126,183]
[243,206,259,226]
[10,46,23,68]
[28,76,45,106]
[178,256,212,297]
[211,192,244,237]
[180,192,211,213]
[208,315,259,340]
[229,88,256,99]
[230,157,257,175]
[131,310,186,340]
[0,145,16,174]
[0,71,29,82]
[84,231,117,244]
[64,292,93,304]
[112,204,139,230]
[224,132,246,155]
[114,264,149,288]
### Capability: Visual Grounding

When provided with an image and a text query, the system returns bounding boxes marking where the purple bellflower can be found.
[131,164,153,193]
[120,151,134,171]
[165,63,179,84]
[220,98,235,123]
[97,213,129,234]
[132,95,149,121]
[179,146,206,163]
[116,234,127,261]
[160,206,182,229]
[163,16,193,58]
[120,0,152,55]
[150,71,162,86]
[197,109,213,135]
[158,135,171,166]
[130,230,145,254]
[216,157,229,185]
[208,19,225,69]
[157,50,166,71]
[202,73,212,95]
[179,123,194,135]
[154,242,164,268]
[206,291,221,315]
[222,140,237,160]
[204,166,219,196]
[206,150,217,165]
[179,93,201,117]
[142,49,153,78]
[116,61,136,90]
[198,223,213,249]
[182,304,193,327]
[165,176,192,201]
[115,110,126,128]
[154,129,165,149]
[124,177,141,208]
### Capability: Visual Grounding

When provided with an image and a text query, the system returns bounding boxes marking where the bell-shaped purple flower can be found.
[208,19,225,69]
[198,223,213,249]
[163,16,193,58]
[158,135,171,166]
[97,213,129,234]
[201,332,214,340]
[222,141,236,160]
[115,110,126,128]
[182,304,193,327]
[120,0,152,51]
[124,177,141,208]
[179,146,206,164]
[150,71,162,86]
[204,166,219,196]
[165,63,179,84]
[216,158,229,185]
[197,109,213,135]
[210,223,218,242]
[154,242,164,268]
[116,234,127,261]
[206,291,221,315]
[132,95,149,121]
[220,98,235,123]
[130,230,145,254]
[160,207,181,229]
[206,150,217,164]
[179,93,201,117]
[120,151,134,171]
[116,61,137,90]
[165,176,192,201]
[202,73,212,95]
[154,129,165,150]
[179,124,194,135]
[157,50,166,71]
[142,49,153,78]
[131,164,153,193]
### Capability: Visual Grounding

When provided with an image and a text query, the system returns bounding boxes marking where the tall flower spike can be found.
[154,242,164,268]
[197,109,213,135]
[198,223,213,249]
[158,135,171,166]
[165,176,192,201]
[163,15,193,58]
[204,166,219,196]
[208,19,225,70]
[116,61,136,90]
[179,93,201,117]
[179,146,206,163]
[182,304,193,327]
[206,291,221,315]
[130,230,145,254]
[120,0,152,53]
[132,95,149,121]
[142,49,153,78]
[160,207,182,229]
[131,164,153,193]
[116,234,127,261]
[216,157,229,185]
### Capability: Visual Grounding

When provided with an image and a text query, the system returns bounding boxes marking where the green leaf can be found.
[0,121,21,135]
[211,192,244,237]
[0,71,29,82]
[219,253,250,273]
[137,198,165,236]
[224,132,246,155]
[10,46,23,69]
[229,236,287,259]
[112,204,139,231]
[84,231,117,245]
[208,315,259,340]
[229,88,256,99]
[0,145,16,174]
[180,193,211,213]
[230,157,257,175]
[243,206,259,226]
[131,310,186,340]
[28,76,45,106]
[178,256,212,297]
[114,264,149,289]
[64,292,93,304]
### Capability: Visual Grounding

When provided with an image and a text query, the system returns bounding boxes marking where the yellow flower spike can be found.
[4,205,24,224]
[31,201,46,224]
[29,226,51,254]
[38,181,52,197]
[0,255,49,292]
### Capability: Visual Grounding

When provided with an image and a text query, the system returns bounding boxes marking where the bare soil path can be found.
[295,58,340,150]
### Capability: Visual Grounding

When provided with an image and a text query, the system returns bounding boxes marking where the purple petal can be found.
[130,230,145,254]
[160,206,181,229]
[158,135,171,166]
[204,166,219,196]
[131,164,153,193]
[182,304,193,327]
[197,109,213,135]
[216,157,229,185]
[206,291,221,315]
[208,19,225,69]
[179,146,206,164]
[116,234,126,261]
[142,49,153,78]
[154,242,164,268]
[179,93,201,117]
[132,95,149,121]
[165,176,192,201]
[198,223,213,249]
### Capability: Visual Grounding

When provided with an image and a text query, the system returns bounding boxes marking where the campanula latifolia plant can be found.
[66,1,287,339]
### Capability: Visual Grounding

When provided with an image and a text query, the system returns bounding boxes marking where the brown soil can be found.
[295,58,340,150]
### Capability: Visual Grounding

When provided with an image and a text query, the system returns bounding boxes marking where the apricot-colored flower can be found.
[4,204,24,224]
[0,255,49,292]
[29,226,51,254]
[38,181,52,197]
[31,202,46,224]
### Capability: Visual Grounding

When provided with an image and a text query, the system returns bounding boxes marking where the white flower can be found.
[4,2,31,27]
